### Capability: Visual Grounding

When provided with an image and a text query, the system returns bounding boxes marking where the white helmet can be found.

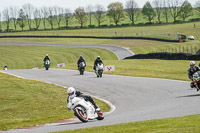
[67,87,76,99]
[190,61,195,68]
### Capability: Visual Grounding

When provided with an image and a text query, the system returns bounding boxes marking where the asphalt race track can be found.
[1,69,200,133]
[1,43,200,133]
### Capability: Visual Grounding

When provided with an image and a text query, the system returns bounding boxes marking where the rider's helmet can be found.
[97,56,100,60]
[67,87,76,99]
[80,55,83,59]
[190,61,195,69]
[46,54,48,56]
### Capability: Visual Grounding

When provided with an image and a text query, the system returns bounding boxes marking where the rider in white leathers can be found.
[67,87,100,111]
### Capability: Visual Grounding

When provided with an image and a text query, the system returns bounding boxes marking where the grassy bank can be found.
[0,45,118,70]
[1,22,200,41]
[0,72,110,131]
[0,45,190,81]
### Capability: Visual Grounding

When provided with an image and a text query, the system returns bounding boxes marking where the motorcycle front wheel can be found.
[74,105,88,122]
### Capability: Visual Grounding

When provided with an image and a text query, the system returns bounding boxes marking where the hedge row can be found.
[124,52,200,60]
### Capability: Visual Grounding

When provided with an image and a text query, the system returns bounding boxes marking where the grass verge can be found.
[0,72,110,131]
[56,115,200,133]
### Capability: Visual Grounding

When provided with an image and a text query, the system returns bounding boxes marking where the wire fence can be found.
[154,45,200,55]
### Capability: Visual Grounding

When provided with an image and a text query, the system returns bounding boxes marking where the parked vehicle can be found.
[188,35,194,40]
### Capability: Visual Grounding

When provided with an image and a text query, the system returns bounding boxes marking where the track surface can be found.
[1,69,200,133]
[0,42,134,60]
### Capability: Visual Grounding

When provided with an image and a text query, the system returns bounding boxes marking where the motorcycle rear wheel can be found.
[97,111,104,120]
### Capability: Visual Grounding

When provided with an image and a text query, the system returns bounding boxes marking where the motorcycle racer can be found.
[67,87,100,111]
[188,61,200,88]
[77,55,86,70]
[93,56,103,70]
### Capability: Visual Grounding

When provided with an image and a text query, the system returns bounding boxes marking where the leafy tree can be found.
[107,2,124,26]
[86,5,94,27]
[168,0,183,23]
[94,4,105,27]
[41,7,48,30]
[64,9,73,28]
[47,7,55,30]
[18,9,26,31]
[0,12,1,31]
[179,0,193,21]
[22,3,34,30]
[163,0,170,23]
[126,0,139,25]
[195,0,200,12]
[142,1,156,23]
[10,6,18,31]
[54,6,64,29]
[33,8,41,30]
[153,0,163,23]
[3,8,10,32]
[74,7,87,28]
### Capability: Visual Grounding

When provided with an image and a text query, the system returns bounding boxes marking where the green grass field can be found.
[0,45,118,70]
[1,21,200,132]
[0,72,110,131]
[0,45,189,81]
[1,21,200,41]
[1,21,200,55]
[57,115,200,133]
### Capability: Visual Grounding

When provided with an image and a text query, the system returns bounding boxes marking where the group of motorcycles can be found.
[44,60,104,78]
[78,62,104,78]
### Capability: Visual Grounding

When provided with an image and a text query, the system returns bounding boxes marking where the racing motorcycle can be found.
[68,97,104,123]
[78,62,85,75]
[44,60,50,70]
[95,63,104,78]
[193,71,200,91]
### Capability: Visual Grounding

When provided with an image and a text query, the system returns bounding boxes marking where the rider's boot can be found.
[94,103,101,112]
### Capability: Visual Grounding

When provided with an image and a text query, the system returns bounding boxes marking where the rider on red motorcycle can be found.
[67,87,100,111]
[193,71,200,91]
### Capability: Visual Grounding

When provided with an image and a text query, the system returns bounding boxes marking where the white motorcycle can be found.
[78,62,85,75]
[68,97,104,123]
[95,63,104,78]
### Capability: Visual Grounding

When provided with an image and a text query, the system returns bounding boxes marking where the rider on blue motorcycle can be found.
[67,87,100,111]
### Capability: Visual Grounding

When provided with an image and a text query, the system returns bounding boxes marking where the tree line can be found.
[0,0,200,32]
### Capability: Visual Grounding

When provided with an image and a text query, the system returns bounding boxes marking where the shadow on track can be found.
[176,94,200,98]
